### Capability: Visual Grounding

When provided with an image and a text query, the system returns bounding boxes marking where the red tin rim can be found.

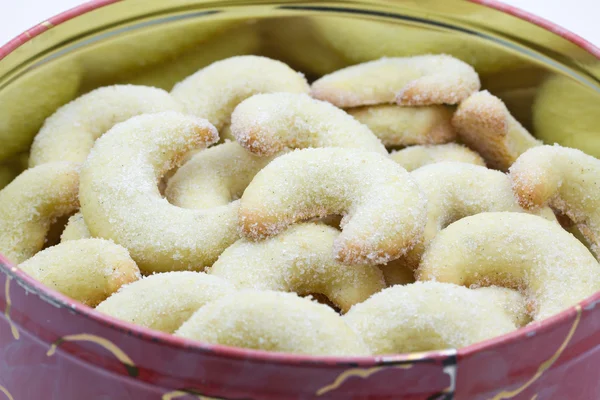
[469,0,600,59]
[0,0,121,60]
[1,0,600,369]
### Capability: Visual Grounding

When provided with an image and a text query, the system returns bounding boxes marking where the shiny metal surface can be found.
[0,3,600,398]
[0,1,599,161]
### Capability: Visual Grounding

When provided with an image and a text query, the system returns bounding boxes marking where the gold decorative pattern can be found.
[41,21,54,29]
[316,364,413,396]
[47,333,139,377]
[162,390,221,400]
[491,305,582,399]
[438,350,457,398]
[0,385,14,400]
[381,348,456,362]
[162,391,193,400]
[4,278,19,340]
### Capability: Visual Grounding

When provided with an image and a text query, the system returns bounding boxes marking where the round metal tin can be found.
[1,1,599,399]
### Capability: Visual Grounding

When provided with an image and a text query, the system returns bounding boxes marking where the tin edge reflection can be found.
[0,10,222,89]
[278,4,600,89]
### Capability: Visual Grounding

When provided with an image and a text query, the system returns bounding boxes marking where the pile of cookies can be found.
[1,55,599,356]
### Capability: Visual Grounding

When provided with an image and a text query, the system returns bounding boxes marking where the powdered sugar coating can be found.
[175,290,370,356]
[165,141,274,209]
[475,286,531,327]
[29,85,181,167]
[418,212,600,320]
[79,112,233,274]
[230,93,387,156]
[398,162,529,270]
[239,148,427,265]
[343,281,523,354]
[390,143,485,172]
[96,271,235,333]
[0,162,80,263]
[60,211,91,242]
[452,90,541,170]
[348,104,456,147]
[510,144,600,258]
[19,238,140,307]
[311,55,480,108]
[171,55,309,131]
[209,223,385,313]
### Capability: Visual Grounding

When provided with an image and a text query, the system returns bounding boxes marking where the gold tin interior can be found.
[0,0,599,164]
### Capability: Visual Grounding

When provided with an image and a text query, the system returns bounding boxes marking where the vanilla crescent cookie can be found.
[395,162,530,270]
[29,85,181,167]
[475,286,532,327]
[230,92,387,156]
[60,212,92,242]
[165,141,274,209]
[175,290,370,356]
[19,239,141,307]
[96,271,235,333]
[79,112,237,274]
[171,55,309,131]
[238,148,427,265]
[0,162,80,264]
[209,223,385,313]
[390,143,485,171]
[510,145,600,258]
[311,55,480,108]
[417,212,600,321]
[347,105,456,147]
[452,90,541,170]
[343,282,526,354]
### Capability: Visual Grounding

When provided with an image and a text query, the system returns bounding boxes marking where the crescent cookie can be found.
[171,55,309,131]
[209,223,385,313]
[452,90,541,170]
[238,148,428,265]
[165,141,274,210]
[230,92,387,156]
[347,105,456,147]
[60,212,92,242]
[343,282,526,354]
[475,286,532,327]
[509,144,600,258]
[397,162,530,271]
[29,85,181,167]
[417,212,600,321]
[0,162,80,264]
[19,239,140,307]
[175,290,370,356]
[311,55,480,108]
[96,271,235,333]
[79,112,238,274]
[231,93,387,156]
[390,143,485,171]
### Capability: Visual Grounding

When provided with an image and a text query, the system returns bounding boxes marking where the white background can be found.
[0,0,598,47]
